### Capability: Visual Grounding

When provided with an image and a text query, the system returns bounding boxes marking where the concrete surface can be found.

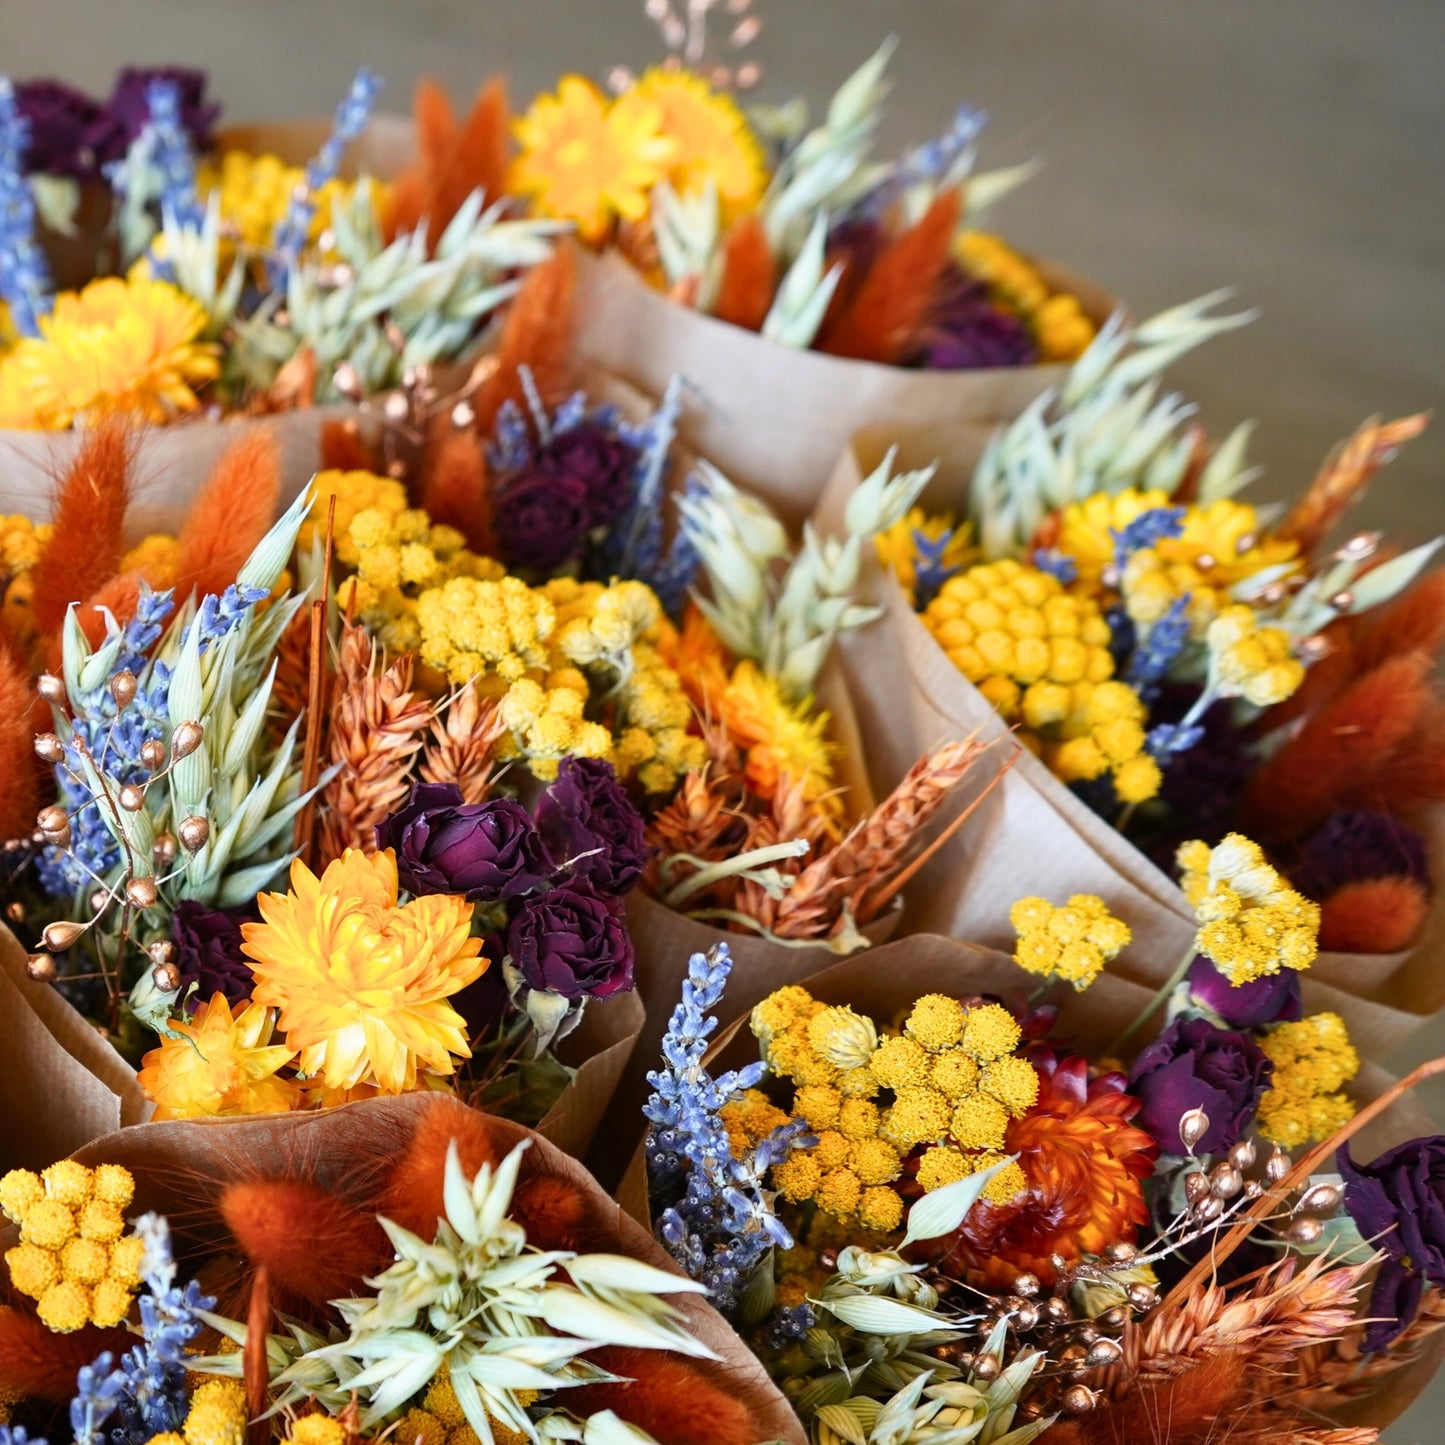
[2,0,1443,1437]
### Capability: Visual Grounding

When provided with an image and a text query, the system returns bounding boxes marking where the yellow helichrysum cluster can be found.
[1056,489,1174,596]
[922,559,1161,804]
[1178,834,1320,985]
[196,151,377,256]
[418,575,558,686]
[955,231,1097,361]
[874,507,975,603]
[0,1161,142,1332]
[302,470,409,563]
[377,1361,537,1445]
[755,989,1035,1230]
[1,512,53,647]
[1205,605,1306,708]
[1255,1012,1359,1149]
[141,1378,248,1445]
[1010,894,1131,991]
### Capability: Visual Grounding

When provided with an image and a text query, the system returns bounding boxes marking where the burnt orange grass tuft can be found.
[1318,875,1430,953]
[568,1348,756,1445]
[713,213,777,332]
[420,418,493,551]
[0,1305,133,1400]
[174,431,281,601]
[0,646,39,842]
[320,418,377,472]
[511,1174,597,1253]
[380,1096,507,1239]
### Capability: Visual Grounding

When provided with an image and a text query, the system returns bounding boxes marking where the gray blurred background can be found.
[2,0,1442,1436]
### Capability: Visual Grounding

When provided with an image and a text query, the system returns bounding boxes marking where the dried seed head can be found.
[37,673,66,706]
[1013,1302,1040,1331]
[4,900,24,924]
[42,919,87,951]
[178,815,210,852]
[1210,1165,1244,1199]
[88,888,110,913]
[1328,589,1355,612]
[1126,1282,1158,1311]
[118,783,146,812]
[1179,1108,1210,1153]
[1013,1272,1040,1298]
[1244,1180,1264,1198]
[37,804,69,836]
[152,832,178,866]
[1098,1307,1129,1332]
[1266,1146,1292,1182]
[1043,1296,1071,1324]
[1194,1195,1225,1223]
[1086,1338,1123,1368]
[1062,1386,1096,1415]
[147,940,177,966]
[109,671,138,707]
[1229,1139,1257,1171]
[124,876,158,910]
[151,962,181,992]
[170,721,204,759]
[34,732,64,763]
[1050,1253,1069,1276]
[1105,1241,1137,1264]
[140,739,167,772]
[1287,1216,1324,1244]
[25,952,57,982]
[1298,1182,1343,1215]
[1184,1171,1210,1205]
[972,1353,1000,1382]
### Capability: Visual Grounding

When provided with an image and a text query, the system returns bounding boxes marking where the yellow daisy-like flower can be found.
[137,994,301,1121]
[242,848,486,1094]
[1055,489,1173,595]
[632,68,766,216]
[0,276,219,430]
[511,76,678,243]
[722,659,839,807]
[197,150,376,255]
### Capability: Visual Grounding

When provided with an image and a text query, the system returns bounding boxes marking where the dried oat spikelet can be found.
[647,768,741,879]
[316,625,433,864]
[1291,1286,1445,1407]
[731,774,830,930]
[419,681,506,804]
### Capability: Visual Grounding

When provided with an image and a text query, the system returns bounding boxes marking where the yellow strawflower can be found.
[1256,1012,1359,1149]
[1010,893,1131,990]
[1178,834,1320,984]
[721,659,838,809]
[197,150,376,255]
[243,849,485,1093]
[137,994,301,1121]
[1055,489,1173,595]
[0,1162,141,1331]
[511,76,678,242]
[2,512,53,647]
[1206,605,1305,707]
[956,231,1096,360]
[0,276,219,429]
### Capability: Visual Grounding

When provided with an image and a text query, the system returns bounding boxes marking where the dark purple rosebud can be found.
[376,781,554,901]
[1127,1017,1272,1156]
[507,880,635,1000]
[171,900,256,1011]
[916,265,1039,370]
[533,757,651,896]
[1187,953,1303,1029]
[88,65,219,166]
[451,934,510,1040]
[1292,809,1431,900]
[14,79,104,180]
[493,470,590,574]
[535,422,640,530]
[1339,1136,1445,1351]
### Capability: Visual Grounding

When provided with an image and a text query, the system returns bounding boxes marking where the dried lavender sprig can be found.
[143,78,203,244]
[0,76,54,335]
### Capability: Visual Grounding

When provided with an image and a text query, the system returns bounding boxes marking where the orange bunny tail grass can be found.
[1240,652,1434,840]
[0,647,39,842]
[31,421,134,635]
[0,1306,133,1400]
[430,78,513,241]
[381,1096,506,1239]
[320,418,377,472]
[713,214,777,332]
[219,1178,388,1310]
[511,1174,599,1254]
[421,417,494,551]
[1043,1356,1250,1445]
[473,244,578,437]
[1318,875,1430,953]
[175,431,281,601]
[569,1349,756,1445]
[1368,704,1445,814]
[1353,569,1445,673]
[818,189,962,364]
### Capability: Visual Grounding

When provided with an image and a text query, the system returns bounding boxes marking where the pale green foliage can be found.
[761,212,844,350]
[158,194,246,336]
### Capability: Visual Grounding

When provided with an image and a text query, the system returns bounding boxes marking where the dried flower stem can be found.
[294,493,337,861]
[245,1264,270,1445]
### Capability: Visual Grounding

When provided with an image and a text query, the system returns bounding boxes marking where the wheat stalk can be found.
[419,681,506,803]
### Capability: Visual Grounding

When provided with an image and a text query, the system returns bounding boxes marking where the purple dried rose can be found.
[87,65,219,167]
[1187,953,1303,1029]
[917,265,1039,370]
[1127,1017,1272,1155]
[507,880,635,1000]
[535,422,639,529]
[171,900,256,1011]
[533,757,651,896]
[493,469,590,574]
[376,781,554,902]
[14,79,103,180]
[1339,1136,1445,1350]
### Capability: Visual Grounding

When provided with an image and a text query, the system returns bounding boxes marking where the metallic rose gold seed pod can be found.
[124,876,159,909]
[1013,1272,1040,1298]
[4,901,24,923]
[1184,1171,1210,1204]
[37,804,69,834]
[42,919,86,950]
[1049,1253,1069,1275]
[147,940,177,966]
[1098,1307,1129,1332]
[170,721,204,759]
[37,673,66,705]
[1086,1339,1123,1368]
[1179,1108,1211,1153]
[1234,532,1259,555]
[34,732,64,763]
[1245,1180,1264,1198]
[118,784,146,812]
[151,962,181,992]
[153,833,178,866]
[1266,1146,1292,1182]
[110,671,138,707]
[1044,1297,1070,1323]
[140,739,167,771]
[1210,1166,1244,1199]
[1287,1216,1324,1244]
[972,1353,1001,1381]
[1013,1303,1040,1331]
[1229,1139,1257,1171]
[1194,1195,1225,1223]
[1062,1386,1096,1414]
[1127,1283,1158,1311]
[25,952,58,981]
[179,816,210,852]
[1195,552,1217,571]
[1298,1182,1342,1215]
[1328,590,1355,612]
[1105,1241,1137,1263]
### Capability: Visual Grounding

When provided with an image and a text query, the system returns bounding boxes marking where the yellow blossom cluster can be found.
[121,533,184,589]
[754,988,1036,1230]
[1206,605,1305,708]
[1010,893,1131,990]
[142,1378,248,1445]
[1255,1012,1359,1149]
[380,1362,536,1445]
[1178,834,1320,985]
[0,1161,142,1332]
[722,660,839,811]
[874,507,975,602]
[1056,489,1174,595]
[1,512,52,646]
[418,575,558,686]
[922,559,1161,803]
[196,150,375,256]
[955,231,1097,360]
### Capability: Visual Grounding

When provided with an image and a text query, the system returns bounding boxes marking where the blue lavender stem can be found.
[0,76,55,336]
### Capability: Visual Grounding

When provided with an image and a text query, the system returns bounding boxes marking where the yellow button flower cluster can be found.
[923,559,1161,803]
[196,151,377,256]
[755,988,1036,1230]
[418,575,557,686]
[1255,1012,1359,1149]
[955,231,1096,360]
[0,1161,142,1332]
[1,512,52,646]
[1010,893,1131,991]
[1206,605,1305,707]
[142,1378,248,1445]
[1178,834,1320,984]
[376,1361,535,1445]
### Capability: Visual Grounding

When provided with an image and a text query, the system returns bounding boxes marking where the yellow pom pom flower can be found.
[183,1379,248,1445]
[904,994,967,1051]
[1010,893,1131,990]
[1206,605,1305,707]
[1256,1012,1360,1149]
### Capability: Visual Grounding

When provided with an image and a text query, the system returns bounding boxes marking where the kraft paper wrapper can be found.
[812,433,1445,1044]
[539,988,643,1157]
[214,113,416,178]
[570,248,1116,531]
[31,1093,803,1445]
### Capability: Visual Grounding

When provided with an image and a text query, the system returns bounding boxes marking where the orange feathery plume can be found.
[818,190,962,364]
[512,1174,595,1254]
[320,418,377,472]
[0,1305,132,1400]
[381,1096,505,1239]
[1366,704,1445,813]
[415,77,459,179]
[1042,1354,1248,1445]
[421,419,493,551]
[1318,876,1430,953]
[1353,569,1445,673]
[1241,652,1433,839]
[219,1178,389,1309]
[0,647,39,842]
[569,1349,756,1445]
[174,431,281,601]
[713,214,777,333]
[429,79,512,238]
[31,422,133,636]
[472,244,577,438]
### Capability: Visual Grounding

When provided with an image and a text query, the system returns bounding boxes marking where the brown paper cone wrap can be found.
[214,114,416,178]
[29,1093,803,1445]
[812,433,1445,1044]
[570,248,1115,531]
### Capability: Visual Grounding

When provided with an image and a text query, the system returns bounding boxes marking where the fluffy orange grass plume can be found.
[1240,652,1434,840]
[472,243,578,439]
[714,214,777,332]
[421,417,493,551]
[30,421,133,636]
[0,646,38,842]
[1319,875,1430,953]
[1359,703,1445,815]
[818,189,962,364]
[219,1177,389,1310]
[381,1094,506,1239]
[568,1348,757,1445]
[1353,569,1445,673]
[320,417,376,472]
[0,1305,132,1400]
[174,431,281,601]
